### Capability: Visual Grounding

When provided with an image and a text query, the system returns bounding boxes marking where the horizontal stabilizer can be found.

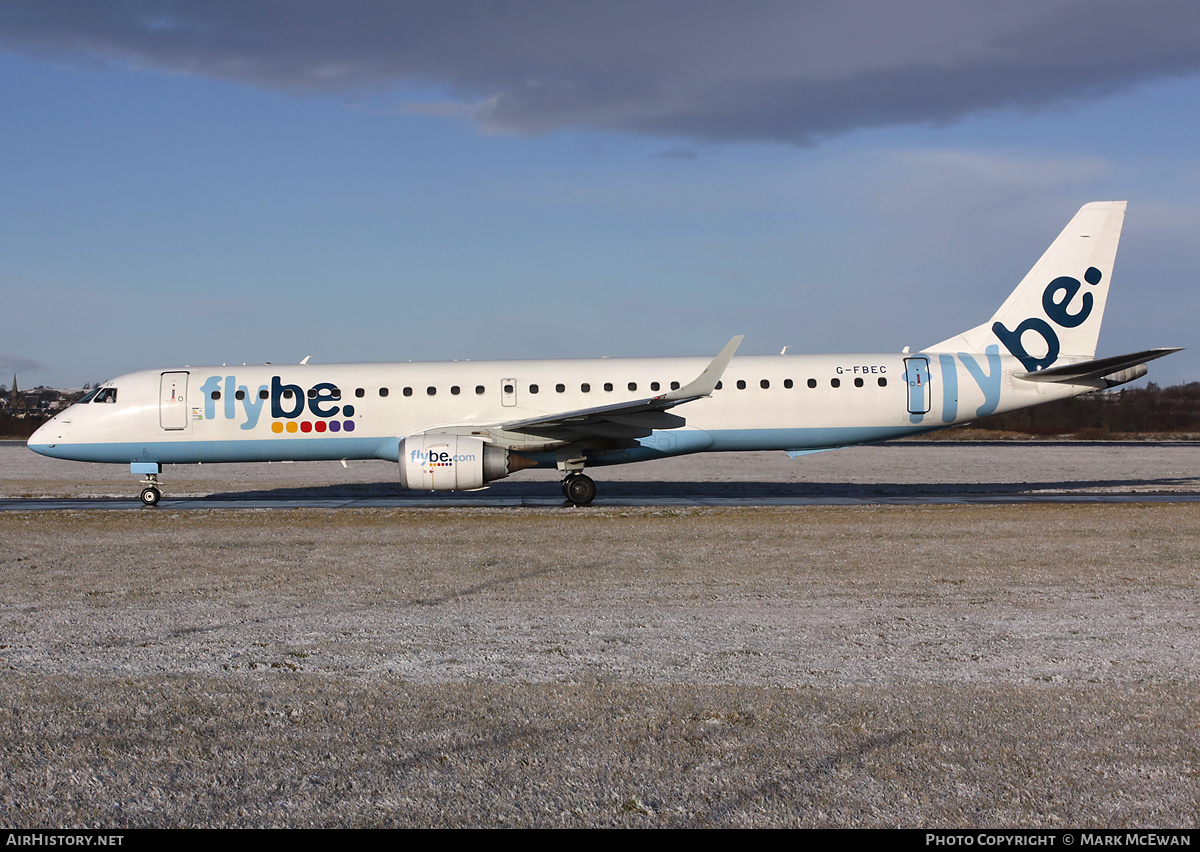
[1014,348,1182,384]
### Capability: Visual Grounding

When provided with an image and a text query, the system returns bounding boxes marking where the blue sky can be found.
[3,1,1200,389]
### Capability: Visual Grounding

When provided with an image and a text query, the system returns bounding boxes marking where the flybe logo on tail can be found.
[992,267,1102,372]
[200,376,356,432]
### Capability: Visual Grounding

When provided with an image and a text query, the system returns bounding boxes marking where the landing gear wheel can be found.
[563,473,596,506]
[140,486,162,507]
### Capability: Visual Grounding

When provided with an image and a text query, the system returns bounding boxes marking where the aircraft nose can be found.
[26,416,64,456]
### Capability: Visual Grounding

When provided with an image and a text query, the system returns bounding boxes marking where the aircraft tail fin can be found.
[925,201,1127,371]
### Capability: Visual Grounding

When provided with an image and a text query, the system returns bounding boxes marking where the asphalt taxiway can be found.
[5,439,1200,509]
[4,488,1200,511]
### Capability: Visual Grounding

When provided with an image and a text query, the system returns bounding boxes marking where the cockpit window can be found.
[77,388,101,404]
[93,388,118,403]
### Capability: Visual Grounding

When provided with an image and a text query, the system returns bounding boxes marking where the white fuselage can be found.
[27,349,1084,469]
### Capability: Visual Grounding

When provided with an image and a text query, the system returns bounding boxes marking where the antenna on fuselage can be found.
[300,356,311,365]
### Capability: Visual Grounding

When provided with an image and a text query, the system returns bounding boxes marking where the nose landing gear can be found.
[140,481,162,506]
[132,462,163,507]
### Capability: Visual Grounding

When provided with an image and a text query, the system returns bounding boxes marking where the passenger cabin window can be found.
[529,384,539,394]
[651,382,660,391]
[451,386,461,395]
[355,388,365,398]
[211,390,222,400]
[259,389,269,400]
[760,379,770,389]
[379,388,389,397]
[831,378,841,388]
[603,382,613,392]
[670,381,680,390]
[235,390,246,401]
[628,382,637,391]
[556,384,565,393]
[581,383,591,393]
[854,378,864,387]
[784,379,793,389]
[736,380,746,390]
[426,387,436,396]
[475,385,485,395]
[715,381,723,390]
[807,379,817,388]
[402,387,412,397]
[878,377,887,387]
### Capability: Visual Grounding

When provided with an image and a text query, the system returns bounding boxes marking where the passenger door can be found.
[159,372,189,430]
[904,357,931,415]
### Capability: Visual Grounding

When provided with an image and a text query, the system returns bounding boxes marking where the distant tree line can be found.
[0,386,85,438]
[0,415,43,438]
[962,382,1200,437]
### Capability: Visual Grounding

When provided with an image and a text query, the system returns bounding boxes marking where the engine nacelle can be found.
[397,434,519,491]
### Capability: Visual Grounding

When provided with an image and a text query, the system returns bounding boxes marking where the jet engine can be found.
[397,434,532,491]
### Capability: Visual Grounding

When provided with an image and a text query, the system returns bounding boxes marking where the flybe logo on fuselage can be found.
[992,266,1102,372]
[199,376,356,433]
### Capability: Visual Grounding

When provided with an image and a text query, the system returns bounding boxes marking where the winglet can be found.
[664,335,743,402]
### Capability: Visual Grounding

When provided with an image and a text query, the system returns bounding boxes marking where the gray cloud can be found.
[3,1,1199,144]
[0,355,46,375]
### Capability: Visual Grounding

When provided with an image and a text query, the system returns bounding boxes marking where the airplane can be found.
[28,201,1179,506]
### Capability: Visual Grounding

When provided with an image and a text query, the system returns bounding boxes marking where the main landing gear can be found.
[561,472,596,506]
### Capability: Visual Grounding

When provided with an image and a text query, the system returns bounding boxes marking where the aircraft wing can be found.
[493,335,743,442]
